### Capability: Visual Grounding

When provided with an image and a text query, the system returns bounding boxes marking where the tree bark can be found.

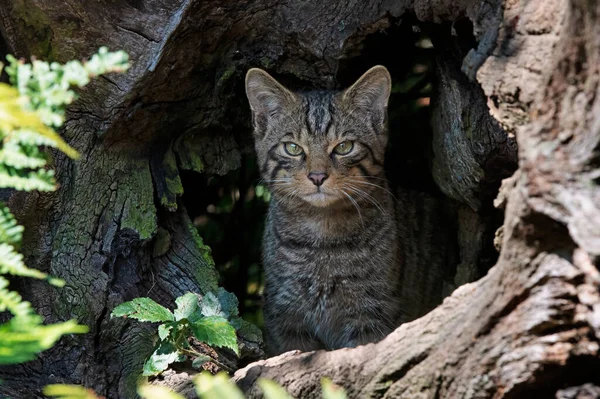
[235,0,600,397]
[1,0,593,398]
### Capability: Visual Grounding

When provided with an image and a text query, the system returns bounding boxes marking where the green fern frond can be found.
[0,165,56,191]
[0,276,39,320]
[0,141,47,169]
[0,203,23,245]
[0,244,64,286]
[0,318,89,365]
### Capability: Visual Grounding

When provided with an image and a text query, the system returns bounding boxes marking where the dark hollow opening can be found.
[180,15,509,333]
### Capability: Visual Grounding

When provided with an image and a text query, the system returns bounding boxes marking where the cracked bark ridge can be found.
[234,0,600,397]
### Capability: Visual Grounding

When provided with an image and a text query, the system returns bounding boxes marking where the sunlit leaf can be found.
[110,298,174,322]
[194,371,245,399]
[142,341,184,377]
[43,384,104,399]
[174,292,199,321]
[258,378,294,399]
[189,316,238,355]
[137,384,186,399]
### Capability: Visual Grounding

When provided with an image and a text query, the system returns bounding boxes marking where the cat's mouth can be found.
[301,191,338,206]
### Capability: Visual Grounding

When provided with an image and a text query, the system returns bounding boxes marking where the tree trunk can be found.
[1,0,596,398]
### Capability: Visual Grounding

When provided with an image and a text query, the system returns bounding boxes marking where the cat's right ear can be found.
[245,68,297,118]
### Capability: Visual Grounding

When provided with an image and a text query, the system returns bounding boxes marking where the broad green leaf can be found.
[257,378,293,399]
[191,354,211,370]
[194,371,245,399]
[217,287,239,318]
[43,384,104,399]
[174,292,199,321]
[142,341,184,376]
[158,322,177,340]
[321,378,348,399]
[200,288,239,320]
[199,291,221,318]
[111,298,174,322]
[189,316,238,355]
[137,384,186,399]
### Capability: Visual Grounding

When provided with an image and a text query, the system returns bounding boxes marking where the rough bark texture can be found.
[0,0,593,398]
[234,0,600,397]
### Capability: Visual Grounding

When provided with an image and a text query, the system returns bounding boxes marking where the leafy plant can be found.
[0,46,130,366]
[110,287,253,376]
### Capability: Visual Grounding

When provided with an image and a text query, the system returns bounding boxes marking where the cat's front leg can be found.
[265,324,325,355]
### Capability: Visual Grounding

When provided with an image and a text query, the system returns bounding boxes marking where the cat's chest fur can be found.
[261,202,400,350]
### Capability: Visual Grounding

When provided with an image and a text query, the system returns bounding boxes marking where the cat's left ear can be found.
[341,65,392,111]
[245,68,298,117]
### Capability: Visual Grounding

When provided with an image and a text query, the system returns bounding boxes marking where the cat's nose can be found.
[307,172,328,186]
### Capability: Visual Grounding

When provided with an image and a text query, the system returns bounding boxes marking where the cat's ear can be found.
[341,65,391,111]
[245,68,297,117]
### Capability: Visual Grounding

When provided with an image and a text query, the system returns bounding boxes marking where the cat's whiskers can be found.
[339,189,365,230]
[346,178,398,201]
[344,184,387,216]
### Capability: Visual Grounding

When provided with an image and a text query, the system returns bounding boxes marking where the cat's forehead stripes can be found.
[302,92,334,137]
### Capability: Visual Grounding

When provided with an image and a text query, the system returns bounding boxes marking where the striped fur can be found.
[245,66,414,355]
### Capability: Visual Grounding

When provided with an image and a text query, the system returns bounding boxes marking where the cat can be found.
[244,65,452,356]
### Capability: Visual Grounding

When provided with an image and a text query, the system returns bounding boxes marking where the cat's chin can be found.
[300,192,340,207]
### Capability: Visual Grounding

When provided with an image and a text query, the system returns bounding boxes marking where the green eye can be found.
[333,141,354,155]
[283,142,304,156]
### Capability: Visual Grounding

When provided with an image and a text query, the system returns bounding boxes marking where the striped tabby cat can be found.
[245,66,445,355]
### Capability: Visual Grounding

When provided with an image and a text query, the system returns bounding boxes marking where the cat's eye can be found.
[283,142,304,156]
[333,141,354,155]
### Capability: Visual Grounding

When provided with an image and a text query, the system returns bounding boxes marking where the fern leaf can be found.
[0,165,56,192]
[0,276,38,319]
[0,318,88,365]
[0,203,23,245]
[0,244,64,286]
[0,83,79,159]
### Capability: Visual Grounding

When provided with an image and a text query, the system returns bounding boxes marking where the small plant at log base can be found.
[111,288,250,376]
[0,47,129,366]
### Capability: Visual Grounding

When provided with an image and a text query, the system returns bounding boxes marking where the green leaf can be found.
[110,298,174,322]
[174,292,199,321]
[257,378,293,399]
[189,316,238,356]
[142,341,184,377]
[43,384,103,399]
[199,291,221,317]
[191,354,211,370]
[194,371,245,399]
[321,378,348,399]
[138,384,186,399]
[158,322,177,340]
[200,288,239,319]
[217,287,239,319]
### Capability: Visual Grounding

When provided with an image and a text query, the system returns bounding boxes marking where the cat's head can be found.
[245,66,391,208]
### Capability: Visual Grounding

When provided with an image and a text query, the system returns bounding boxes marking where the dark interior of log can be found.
[178,15,510,332]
